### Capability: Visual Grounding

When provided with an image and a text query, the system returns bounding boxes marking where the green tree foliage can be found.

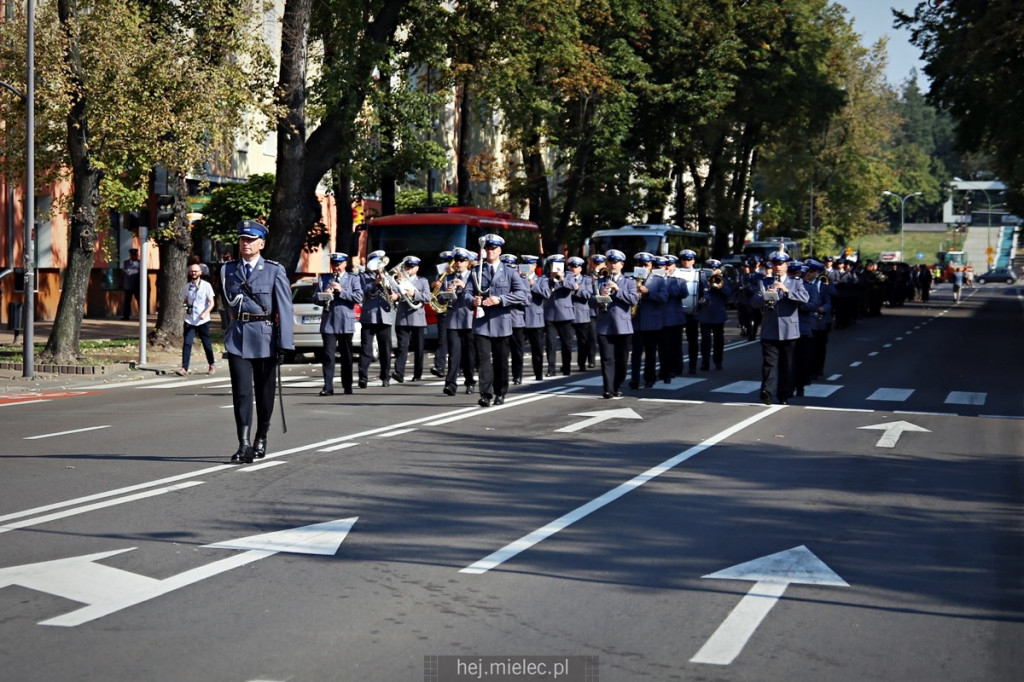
[0,0,274,362]
[196,174,276,247]
[896,0,1024,212]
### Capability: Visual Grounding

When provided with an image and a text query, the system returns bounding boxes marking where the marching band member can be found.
[585,254,605,367]
[430,250,455,378]
[543,254,574,377]
[806,259,835,382]
[568,256,593,371]
[629,252,667,389]
[221,220,294,463]
[357,249,399,388]
[315,252,362,396]
[736,258,760,341]
[677,249,703,374]
[442,248,476,396]
[659,254,687,382]
[698,258,732,371]
[752,249,809,405]
[793,261,820,397]
[392,256,432,383]
[502,254,527,384]
[522,255,548,382]
[465,234,528,407]
[594,249,638,398]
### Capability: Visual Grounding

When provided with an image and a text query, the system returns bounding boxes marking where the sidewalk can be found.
[0,317,182,391]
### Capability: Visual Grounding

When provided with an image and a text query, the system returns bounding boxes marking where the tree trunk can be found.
[456,82,474,206]
[42,0,100,365]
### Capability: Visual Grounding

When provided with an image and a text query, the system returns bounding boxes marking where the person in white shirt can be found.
[176,263,217,375]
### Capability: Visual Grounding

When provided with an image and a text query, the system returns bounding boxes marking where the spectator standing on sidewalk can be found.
[121,248,141,320]
[177,263,217,375]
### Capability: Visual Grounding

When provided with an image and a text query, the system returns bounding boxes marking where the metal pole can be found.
[900,196,905,263]
[22,0,35,378]
[139,225,147,365]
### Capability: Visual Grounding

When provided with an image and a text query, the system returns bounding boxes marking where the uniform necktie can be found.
[244,263,252,279]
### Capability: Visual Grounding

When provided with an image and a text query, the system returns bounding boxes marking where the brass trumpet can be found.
[429,262,455,314]
[710,273,724,288]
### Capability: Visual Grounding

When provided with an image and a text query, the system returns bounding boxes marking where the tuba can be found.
[366,254,394,310]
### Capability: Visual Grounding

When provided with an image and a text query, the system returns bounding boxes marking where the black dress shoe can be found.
[465,384,476,394]
[381,381,390,388]
[443,385,456,396]
[644,382,654,389]
[545,370,556,377]
[231,444,254,464]
[512,377,522,385]
[628,381,639,390]
[391,370,404,383]
[603,392,613,399]
[253,436,267,459]
[493,395,505,405]
[478,396,492,407]
[412,376,421,382]
[613,391,623,398]
[535,374,543,381]
[344,388,354,395]
[319,389,334,396]
[759,389,772,406]
[358,379,367,389]
[795,387,804,397]
[430,368,444,377]
[587,361,595,368]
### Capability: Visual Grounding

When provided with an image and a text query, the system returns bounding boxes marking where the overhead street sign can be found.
[0,517,358,627]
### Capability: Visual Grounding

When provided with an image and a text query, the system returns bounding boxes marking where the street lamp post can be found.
[974,187,993,267]
[883,191,923,263]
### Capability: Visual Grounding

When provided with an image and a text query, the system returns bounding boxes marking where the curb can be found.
[0,361,134,375]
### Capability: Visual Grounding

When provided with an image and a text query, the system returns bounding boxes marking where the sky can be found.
[839,0,929,91]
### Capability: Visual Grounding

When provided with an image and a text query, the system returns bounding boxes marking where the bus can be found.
[936,249,968,282]
[583,224,711,262]
[742,239,803,263]
[357,206,544,339]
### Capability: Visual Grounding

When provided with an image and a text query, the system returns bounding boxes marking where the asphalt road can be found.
[1,283,1022,682]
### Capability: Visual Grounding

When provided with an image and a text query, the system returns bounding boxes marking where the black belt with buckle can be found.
[238,312,272,322]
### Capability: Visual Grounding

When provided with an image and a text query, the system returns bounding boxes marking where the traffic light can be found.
[156,193,175,229]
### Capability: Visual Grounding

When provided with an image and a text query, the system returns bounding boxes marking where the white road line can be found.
[24,425,112,440]
[827,374,842,381]
[868,351,879,357]
[319,442,360,453]
[0,481,205,534]
[426,390,577,427]
[638,398,705,404]
[461,405,785,575]
[0,465,234,524]
[945,391,986,405]
[239,461,286,472]
[804,406,874,413]
[712,381,760,394]
[849,361,862,367]
[867,387,914,401]
[377,428,417,438]
[801,384,842,398]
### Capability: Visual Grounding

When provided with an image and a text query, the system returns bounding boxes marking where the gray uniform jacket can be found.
[571,274,593,324]
[465,261,529,337]
[316,272,362,335]
[443,272,474,330]
[752,274,810,341]
[526,276,548,328]
[633,273,668,332]
[594,274,639,336]
[395,276,432,327]
[222,257,295,358]
[544,275,576,323]
[358,272,397,325]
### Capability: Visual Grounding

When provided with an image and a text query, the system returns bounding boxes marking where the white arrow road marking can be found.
[0,517,357,627]
[691,546,848,665]
[858,420,931,448]
[554,407,643,433]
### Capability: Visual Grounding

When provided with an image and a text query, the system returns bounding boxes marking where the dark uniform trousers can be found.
[573,321,593,371]
[794,333,815,394]
[321,333,354,391]
[631,330,660,386]
[433,312,448,373]
[700,322,725,369]
[359,322,393,383]
[545,320,573,374]
[228,355,278,431]
[598,333,631,394]
[812,328,830,378]
[761,338,797,402]
[475,334,511,399]
[525,327,546,380]
[660,323,683,379]
[445,328,476,392]
[510,327,525,382]
[395,325,425,379]
[684,318,700,372]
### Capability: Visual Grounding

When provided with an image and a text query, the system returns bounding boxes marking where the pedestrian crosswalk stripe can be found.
[945,391,986,405]
[867,388,914,401]
[802,384,842,398]
[712,380,761,394]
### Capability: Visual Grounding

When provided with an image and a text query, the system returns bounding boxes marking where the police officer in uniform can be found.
[315,252,362,396]
[502,254,527,384]
[629,252,667,389]
[594,249,638,398]
[392,256,432,382]
[698,258,732,370]
[221,221,295,463]
[752,250,808,405]
[442,248,477,396]
[522,255,548,382]
[358,249,400,388]
[465,233,528,406]
[677,249,703,374]
[430,251,455,377]
[543,254,574,376]
[568,256,593,371]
